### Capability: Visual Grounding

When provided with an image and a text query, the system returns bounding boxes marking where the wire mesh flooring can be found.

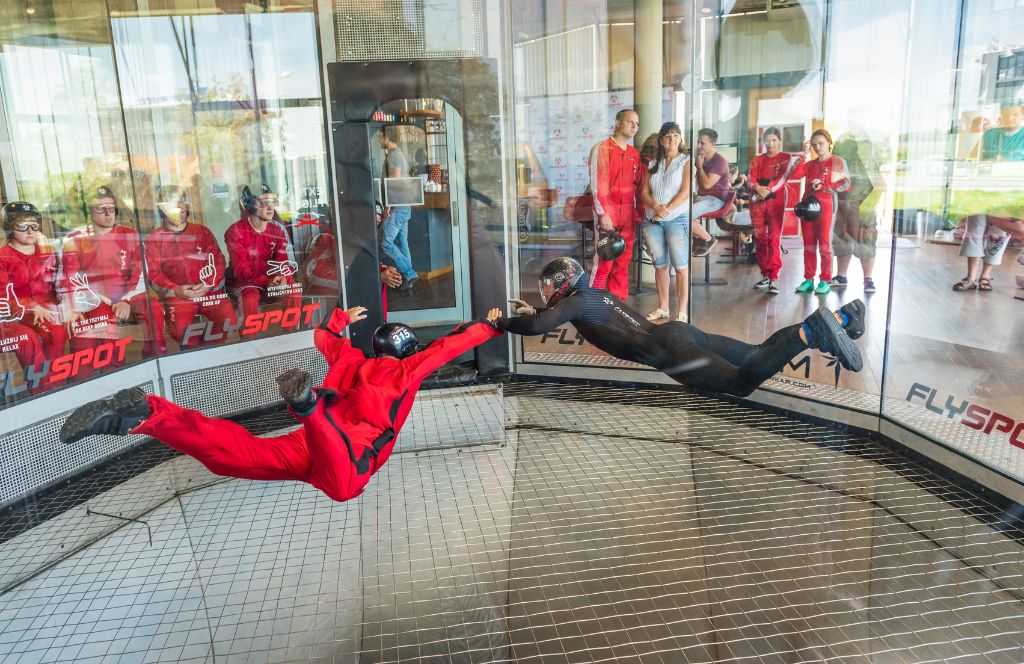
[0,381,1022,663]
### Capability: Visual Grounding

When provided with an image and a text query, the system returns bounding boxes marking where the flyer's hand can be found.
[486,307,502,322]
[0,283,25,323]
[111,301,132,321]
[270,275,288,287]
[598,215,615,232]
[173,284,191,298]
[199,254,217,287]
[64,310,83,336]
[346,306,367,323]
[508,299,536,316]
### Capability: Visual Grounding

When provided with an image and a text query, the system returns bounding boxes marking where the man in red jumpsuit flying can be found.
[59,305,503,503]
[60,185,167,367]
[588,108,642,300]
[145,186,238,348]
[225,183,302,325]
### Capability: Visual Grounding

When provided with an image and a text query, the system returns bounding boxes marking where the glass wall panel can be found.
[0,0,337,409]
[884,0,1024,481]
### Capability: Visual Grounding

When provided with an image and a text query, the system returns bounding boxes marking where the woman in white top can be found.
[639,122,691,322]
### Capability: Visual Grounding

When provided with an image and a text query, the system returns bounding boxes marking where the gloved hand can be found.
[508,299,536,316]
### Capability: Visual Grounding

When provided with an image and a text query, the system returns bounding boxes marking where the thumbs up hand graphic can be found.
[199,254,217,287]
[0,283,26,323]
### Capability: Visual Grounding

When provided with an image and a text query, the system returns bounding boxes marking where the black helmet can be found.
[2,201,42,232]
[372,323,418,359]
[241,183,276,214]
[596,231,626,261]
[539,257,585,305]
[794,196,821,221]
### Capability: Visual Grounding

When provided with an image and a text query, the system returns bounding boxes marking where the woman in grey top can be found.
[639,122,691,323]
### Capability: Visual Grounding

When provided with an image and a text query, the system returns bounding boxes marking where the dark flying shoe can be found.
[276,368,315,415]
[60,387,150,445]
[804,306,863,372]
[838,299,866,340]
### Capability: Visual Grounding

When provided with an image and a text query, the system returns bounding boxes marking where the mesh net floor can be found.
[0,381,1022,663]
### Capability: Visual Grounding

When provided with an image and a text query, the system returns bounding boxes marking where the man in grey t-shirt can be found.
[378,126,417,290]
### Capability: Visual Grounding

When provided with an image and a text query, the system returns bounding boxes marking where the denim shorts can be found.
[642,215,690,270]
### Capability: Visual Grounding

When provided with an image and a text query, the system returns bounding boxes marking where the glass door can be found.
[373,98,471,326]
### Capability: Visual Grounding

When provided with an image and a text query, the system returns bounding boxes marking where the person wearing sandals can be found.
[639,122,691,323]
[952,214,1024,292]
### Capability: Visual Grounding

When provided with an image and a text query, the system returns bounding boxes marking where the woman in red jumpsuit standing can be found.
[748,127,804,294]
[796,129,849,295]
[0,202,69,394]
[60,306,503,503]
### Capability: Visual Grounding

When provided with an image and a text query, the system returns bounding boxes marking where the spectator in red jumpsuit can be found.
[0,202,68,394]
[796,129,849,295]
[225,183,302,326]
[588,109,642,300]
[60,185,167,371]
[748,127,804,294]
[145,186,237,348]
[60,306,503,503]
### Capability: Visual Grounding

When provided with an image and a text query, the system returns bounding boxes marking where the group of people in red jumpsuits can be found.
[0,182,314,393]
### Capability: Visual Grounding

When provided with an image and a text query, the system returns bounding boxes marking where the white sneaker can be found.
[753,276,771,289]
[675,312,688,323]
[768,280,780,294]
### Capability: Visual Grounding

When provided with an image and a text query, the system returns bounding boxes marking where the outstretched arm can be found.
[495,298,579,336]
[402,308,503,383]
[315,306,368,366]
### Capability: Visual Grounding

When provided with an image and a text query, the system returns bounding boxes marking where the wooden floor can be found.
[524,232,1024,424]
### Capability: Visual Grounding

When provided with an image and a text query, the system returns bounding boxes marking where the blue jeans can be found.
[642,215,691,269]
[380,207,416,280]
[691,195,725,219]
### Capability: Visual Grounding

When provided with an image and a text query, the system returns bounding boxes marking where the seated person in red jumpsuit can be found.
[145,186,237,348]
[225,183,302,325]
[59,306,503,503]
[0,202,69,393]
[304,202,401,312]
[59,185,167,369]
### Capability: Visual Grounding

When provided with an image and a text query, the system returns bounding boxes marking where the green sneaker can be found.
[795,279,815,293]
[814,281,832,295]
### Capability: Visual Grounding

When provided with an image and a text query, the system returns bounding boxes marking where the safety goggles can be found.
[12,222,41,232]
[254,197,278,209]
[91,204,117,214]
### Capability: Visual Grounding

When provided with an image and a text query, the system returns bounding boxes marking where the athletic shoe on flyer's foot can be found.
[803,307,863,372]
[60,387,150,445]
[837,299,866,340]
[795,279,815,293]
[753,276,771,289]
[814,280,832,295]
[277,368,315,415]
[828,275,848,289]
[768,280,780,294]
[864,277,877,293]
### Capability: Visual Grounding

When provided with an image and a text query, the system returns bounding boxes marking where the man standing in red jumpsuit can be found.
[225,183,302,325]
[145,186,237,348]
[60,185,167,367]
[0,201,68,393]
[59,305,503,503]
[588,108,642,300]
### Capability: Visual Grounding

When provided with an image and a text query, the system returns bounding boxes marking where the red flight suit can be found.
[60,225,167,368]
[145,223,237,348]
[0,243,68,391]
[589,137,642,300]
[801,156,850,281]
[748,152,803,281]
[224,218,302,322]
[131,308,501,502]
